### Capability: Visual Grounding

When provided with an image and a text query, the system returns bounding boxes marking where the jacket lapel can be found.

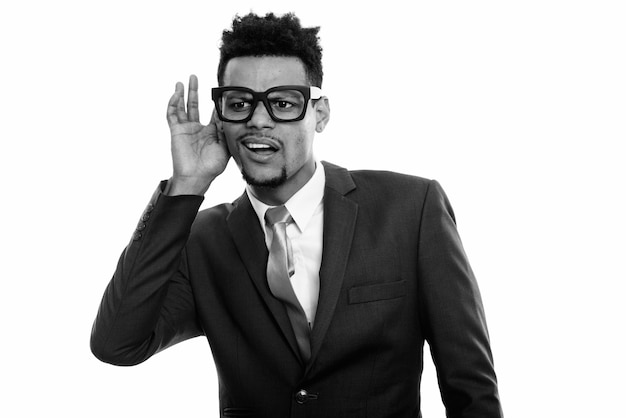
[308,162,358,371]
[226,193,305,364]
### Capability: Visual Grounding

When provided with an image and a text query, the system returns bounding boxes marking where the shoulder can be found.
[190,195,241,234]
[323,161,437,201]
[322,162,451,225]
[349,168,432,191]
[353,170,444,216]
[196,202,233,222]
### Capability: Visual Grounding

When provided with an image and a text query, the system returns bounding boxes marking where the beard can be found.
[241,166,288,189]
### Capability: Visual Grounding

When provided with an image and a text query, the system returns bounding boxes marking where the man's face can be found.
[220,56,329,203]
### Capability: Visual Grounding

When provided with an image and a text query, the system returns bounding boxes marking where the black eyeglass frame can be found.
[211,85,323,123]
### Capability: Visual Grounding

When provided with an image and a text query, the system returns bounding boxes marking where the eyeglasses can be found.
[211,85,323,123]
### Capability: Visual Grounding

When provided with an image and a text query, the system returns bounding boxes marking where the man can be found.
[91,12,503,417]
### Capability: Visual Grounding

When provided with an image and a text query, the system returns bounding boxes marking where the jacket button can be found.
[295,389,308,404]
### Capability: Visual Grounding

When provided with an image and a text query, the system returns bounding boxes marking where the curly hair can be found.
[217,12,323,87]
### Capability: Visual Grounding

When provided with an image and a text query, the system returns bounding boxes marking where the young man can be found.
[91,12,503,417]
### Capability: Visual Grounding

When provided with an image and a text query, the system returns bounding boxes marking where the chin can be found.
[242,167,288,189]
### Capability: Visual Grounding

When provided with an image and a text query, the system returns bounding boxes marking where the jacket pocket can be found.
[348,280,407,304]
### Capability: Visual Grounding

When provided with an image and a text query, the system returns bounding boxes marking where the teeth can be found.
[246,143,272,149]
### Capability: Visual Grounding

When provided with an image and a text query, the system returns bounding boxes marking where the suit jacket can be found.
[91,161,502,418]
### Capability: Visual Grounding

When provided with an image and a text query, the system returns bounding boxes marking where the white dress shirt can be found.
[246,164,325,327]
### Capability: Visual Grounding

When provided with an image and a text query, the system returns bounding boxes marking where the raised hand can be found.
[166,75,230,195]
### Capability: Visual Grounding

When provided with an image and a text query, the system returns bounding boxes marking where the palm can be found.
[167,75,229,184]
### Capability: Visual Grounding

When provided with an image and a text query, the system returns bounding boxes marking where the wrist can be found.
[165,175,213,196]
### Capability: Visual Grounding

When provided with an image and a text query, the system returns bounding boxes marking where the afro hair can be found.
[217,12,323,87]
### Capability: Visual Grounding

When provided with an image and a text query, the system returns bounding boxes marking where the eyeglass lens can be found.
[219,89,307,121]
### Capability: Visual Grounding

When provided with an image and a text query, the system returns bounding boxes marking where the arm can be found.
[417,180,503,417]
[90,184,204,365]
[90,75,230,365]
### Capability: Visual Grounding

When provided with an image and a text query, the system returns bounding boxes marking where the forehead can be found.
[222,56,308,90]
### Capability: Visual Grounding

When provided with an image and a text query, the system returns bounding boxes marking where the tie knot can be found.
[265,205,292,226]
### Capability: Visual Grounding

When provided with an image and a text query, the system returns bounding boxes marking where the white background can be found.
[1,1,625,417]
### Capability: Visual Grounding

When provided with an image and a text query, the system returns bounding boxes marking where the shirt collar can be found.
[247,162,326,232]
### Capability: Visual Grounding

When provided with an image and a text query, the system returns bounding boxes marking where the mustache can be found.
[235,132,281,142]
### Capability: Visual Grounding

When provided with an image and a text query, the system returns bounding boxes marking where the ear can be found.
[314,97,330,133]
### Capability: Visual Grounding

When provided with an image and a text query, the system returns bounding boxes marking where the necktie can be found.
[265,206,311,362]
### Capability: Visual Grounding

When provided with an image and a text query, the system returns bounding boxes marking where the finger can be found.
[187,74,200,122]
[167,82,184,126]
[177,96,188,122]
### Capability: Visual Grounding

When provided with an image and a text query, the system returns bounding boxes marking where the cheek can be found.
[287,133,314,163]
[226,141,238,160]
[223,129,240,154]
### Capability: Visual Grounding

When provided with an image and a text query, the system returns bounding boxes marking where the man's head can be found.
[214,13,330,205]
[217,12,323,88]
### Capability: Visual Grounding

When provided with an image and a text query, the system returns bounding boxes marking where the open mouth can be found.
[242,140,279,155]
[245,143,276,151]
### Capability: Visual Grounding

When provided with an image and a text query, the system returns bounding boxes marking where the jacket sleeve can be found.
[90,181,205,366]
[417,180,503,418]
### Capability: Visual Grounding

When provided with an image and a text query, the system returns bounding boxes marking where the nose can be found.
[246,101,275,129]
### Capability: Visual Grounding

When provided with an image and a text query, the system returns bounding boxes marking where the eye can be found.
[268,89,304,112]
[221,90,254,114]
[271,99,294,109]
[227,99,252,112]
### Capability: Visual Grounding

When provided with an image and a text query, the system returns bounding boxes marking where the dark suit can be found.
[91,161,502,417]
